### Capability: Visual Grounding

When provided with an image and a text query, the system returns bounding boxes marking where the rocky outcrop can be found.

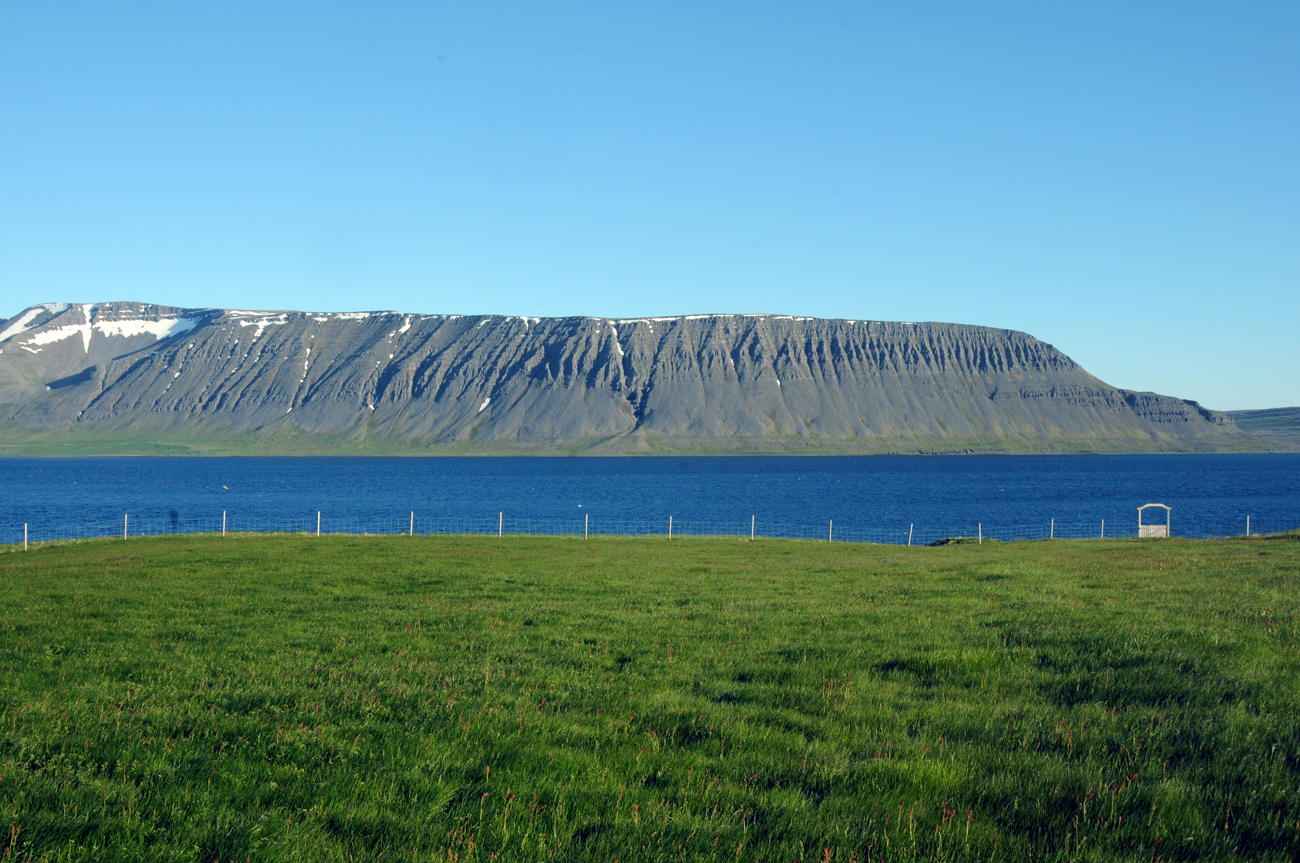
[0,302,1261,454]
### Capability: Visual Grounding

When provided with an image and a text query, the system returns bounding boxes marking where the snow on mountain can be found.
[0,300,1257,454]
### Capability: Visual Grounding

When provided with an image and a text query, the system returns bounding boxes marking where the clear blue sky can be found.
[2,2,1296,410]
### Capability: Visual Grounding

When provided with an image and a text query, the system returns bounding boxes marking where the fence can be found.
[2,511,1288,551]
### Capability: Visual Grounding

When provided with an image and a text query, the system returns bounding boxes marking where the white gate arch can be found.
[1137,503,1171,538]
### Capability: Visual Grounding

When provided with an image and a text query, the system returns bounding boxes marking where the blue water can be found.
[2,454,1298,545]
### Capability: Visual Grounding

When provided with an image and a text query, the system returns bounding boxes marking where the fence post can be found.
[222,510,227,538]
[410,511,414,537]
[1246,515,1250,537]
[978,523,982,545]
[908,523,913,546]
[751,515,755,542]
[124,514,128,540]
[317,511,321,537]
[1100,519,1104,539]
[1050,518,1054,540]
[499,512,503,538]
[24,523,27,552]
[585,513,589,540]
[829,519,833,542]
[668,516,672,540]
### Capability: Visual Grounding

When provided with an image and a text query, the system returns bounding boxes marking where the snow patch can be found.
[0,302,73,344]
[95,317,199,342]
[0,308,47,343]
[399,316,412,334]
[238,316,288,337]
[310,312,373,322]
[29,324,92,352]
[609,325,623,356]
[478,397,491,413]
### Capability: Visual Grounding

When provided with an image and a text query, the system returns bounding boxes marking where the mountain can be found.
[1226,407,1300,447]
[0,301,1271,455]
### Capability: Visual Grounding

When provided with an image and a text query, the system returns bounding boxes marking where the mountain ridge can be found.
[1226,407,1300,447]
[0,301,1276,455]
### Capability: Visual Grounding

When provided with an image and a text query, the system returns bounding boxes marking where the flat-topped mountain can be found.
[0,301,1269,455]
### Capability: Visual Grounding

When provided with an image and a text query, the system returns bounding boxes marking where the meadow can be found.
[0,532,1297,862]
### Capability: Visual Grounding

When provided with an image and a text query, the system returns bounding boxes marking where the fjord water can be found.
[2,454,1298,541]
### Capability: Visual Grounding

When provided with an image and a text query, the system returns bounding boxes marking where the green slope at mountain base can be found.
[0,419,1288,456]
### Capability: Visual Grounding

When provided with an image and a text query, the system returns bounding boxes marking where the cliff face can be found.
[0,302,1253,454]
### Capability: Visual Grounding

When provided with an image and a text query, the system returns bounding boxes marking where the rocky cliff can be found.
[0,302,1260,454]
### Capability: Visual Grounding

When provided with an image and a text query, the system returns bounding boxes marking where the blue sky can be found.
[2,2,1296,410]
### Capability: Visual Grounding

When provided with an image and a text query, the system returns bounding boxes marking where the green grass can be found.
[1,533,1298,861]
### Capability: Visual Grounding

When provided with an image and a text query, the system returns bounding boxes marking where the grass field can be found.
[1,533,1298,862]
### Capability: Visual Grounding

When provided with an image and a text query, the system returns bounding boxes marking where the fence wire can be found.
[2,512,1292,549]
